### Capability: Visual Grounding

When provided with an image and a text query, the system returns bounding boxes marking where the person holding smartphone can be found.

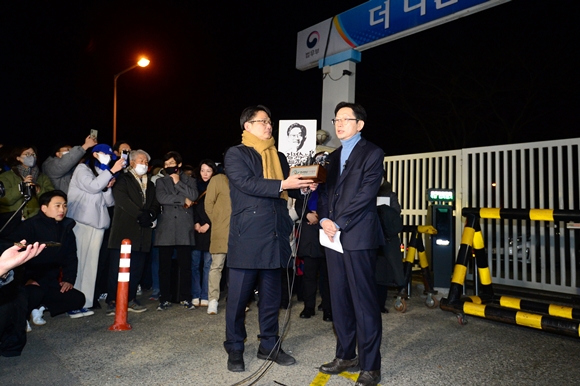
[42,135,98,193]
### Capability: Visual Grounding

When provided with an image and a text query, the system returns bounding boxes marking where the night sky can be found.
[1,0,578,167]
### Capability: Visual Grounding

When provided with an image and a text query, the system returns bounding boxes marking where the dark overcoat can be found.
[224,145,297,269]
[108,172,160,252]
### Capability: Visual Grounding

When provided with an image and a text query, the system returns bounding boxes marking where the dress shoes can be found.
[227,350,244,372]
[300,307,315,319]
[257,346,296,366]
[323,310,333,322]
[320,357,359,374]
[355,370,381,386]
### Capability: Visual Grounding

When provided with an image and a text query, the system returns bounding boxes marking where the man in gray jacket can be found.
[42,135,98,193]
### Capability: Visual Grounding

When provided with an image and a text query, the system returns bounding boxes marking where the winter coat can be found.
[193,192,211,251]
[154,172,198,246]
[224,144,299,269]
[41,145,87,194]
[0,169,54,220]
[108,172,160,252]
[204,174,231,254]
[67,163,114,229]
[375,189,405,287]
[9,212,78,288]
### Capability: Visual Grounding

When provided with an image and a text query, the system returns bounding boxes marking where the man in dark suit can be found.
[223,105,316,372]
[318,102,384,386]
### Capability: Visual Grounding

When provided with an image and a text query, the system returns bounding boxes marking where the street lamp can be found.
[113,58,150,144]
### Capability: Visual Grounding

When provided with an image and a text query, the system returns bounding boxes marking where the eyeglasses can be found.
[21,152,36,157]
[248,119,272,126]
[331,118,359,126]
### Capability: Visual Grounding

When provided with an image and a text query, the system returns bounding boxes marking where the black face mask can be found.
[164,166,179,175]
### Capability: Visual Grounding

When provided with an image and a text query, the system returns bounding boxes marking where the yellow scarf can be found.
[242,130,288,200]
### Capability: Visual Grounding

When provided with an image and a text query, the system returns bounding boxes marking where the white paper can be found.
[376,196,390,206]
[319,229,344,253]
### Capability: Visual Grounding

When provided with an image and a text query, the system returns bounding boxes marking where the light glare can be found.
[138,58,150,67]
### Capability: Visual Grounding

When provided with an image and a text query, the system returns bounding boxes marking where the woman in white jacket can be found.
[66,144,124,316]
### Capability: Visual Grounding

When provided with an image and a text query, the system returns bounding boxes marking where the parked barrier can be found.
[109,239,132,331]
[398,225,439,312]
[441,208,580,337]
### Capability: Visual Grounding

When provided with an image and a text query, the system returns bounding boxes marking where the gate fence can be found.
[384,137,580,295]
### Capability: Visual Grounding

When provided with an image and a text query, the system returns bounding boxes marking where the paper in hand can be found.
[319,229,343,253]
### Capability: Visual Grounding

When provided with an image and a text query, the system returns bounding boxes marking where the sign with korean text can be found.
[296,0,510,70]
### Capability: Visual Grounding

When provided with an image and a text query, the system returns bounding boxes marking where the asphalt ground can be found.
[1,284,579,386]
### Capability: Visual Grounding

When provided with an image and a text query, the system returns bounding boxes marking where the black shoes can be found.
[227,350,244,372]
[323,310,333,322]
[257,346,296,366]
[300,307,315,318]
[320,357,360,374]
[355,370,381,386]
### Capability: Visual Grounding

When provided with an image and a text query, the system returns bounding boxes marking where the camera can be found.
[0,181,4,198]
[18,181,35,199]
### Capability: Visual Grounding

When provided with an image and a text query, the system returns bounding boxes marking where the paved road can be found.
[1,285,579,386]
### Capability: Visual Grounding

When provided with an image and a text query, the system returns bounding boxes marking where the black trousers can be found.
[158,246,192,303]
[301,256,331,312]
[107,249,147,304]
[26,284,85,316]
[0,284,27,357]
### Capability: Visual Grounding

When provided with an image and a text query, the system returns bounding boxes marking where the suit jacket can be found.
[318,137,384,251]
[224,144,299,269]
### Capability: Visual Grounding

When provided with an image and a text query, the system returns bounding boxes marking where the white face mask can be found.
[134,164,148,176]
[98,154,111,166]
[61,151,69,156]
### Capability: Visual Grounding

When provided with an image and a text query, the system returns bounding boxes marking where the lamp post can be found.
[113,58,150,144]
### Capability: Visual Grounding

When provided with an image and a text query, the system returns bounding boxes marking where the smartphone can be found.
[121,149,129,167]
[90,129,98,139]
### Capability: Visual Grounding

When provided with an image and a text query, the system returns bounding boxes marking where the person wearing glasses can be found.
[223,105,316,372]
[0,145,54,236]
[283,123,311,166]
[318,102,384,386]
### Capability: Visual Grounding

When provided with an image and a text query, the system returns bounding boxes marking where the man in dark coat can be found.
[106,150,159,315]
[223,105,316,372]
[318,102,384,386]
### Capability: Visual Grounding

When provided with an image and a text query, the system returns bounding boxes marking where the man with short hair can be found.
[318,102,385,386]
[42,135,98,193]
[223,105,316,372]
[9,190,88,321]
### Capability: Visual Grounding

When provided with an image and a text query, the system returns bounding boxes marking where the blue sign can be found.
[336,0,503,48]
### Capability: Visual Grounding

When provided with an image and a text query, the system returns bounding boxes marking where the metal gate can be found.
[384,138,580,295]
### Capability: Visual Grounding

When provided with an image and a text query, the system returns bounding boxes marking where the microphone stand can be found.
[0,195,32,236]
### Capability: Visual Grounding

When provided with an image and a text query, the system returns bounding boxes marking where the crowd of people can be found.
[0,101,394,386]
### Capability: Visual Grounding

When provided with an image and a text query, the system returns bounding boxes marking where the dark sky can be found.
[1,0,579,166]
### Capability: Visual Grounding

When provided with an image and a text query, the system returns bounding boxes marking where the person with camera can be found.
[0,145,54,237]
[41,135,98,194]
[66,144,124,315]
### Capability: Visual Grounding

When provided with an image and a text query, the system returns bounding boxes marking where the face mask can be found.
[135,164,148,176]
[164,166,178,175]
[61,151,69,156]
[22,155,36,168]
[98,154,111,166]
